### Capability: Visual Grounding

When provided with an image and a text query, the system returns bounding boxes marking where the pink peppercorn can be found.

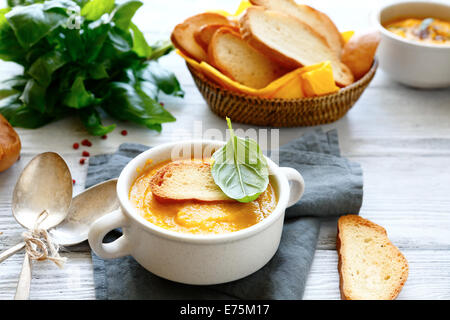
[73,143,79,150]
[81,139,92,147]
[121,130,128,136]
[82,151,90,157]
[79,158,85,165]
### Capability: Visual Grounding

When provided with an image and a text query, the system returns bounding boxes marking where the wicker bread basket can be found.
[187,59,378,127]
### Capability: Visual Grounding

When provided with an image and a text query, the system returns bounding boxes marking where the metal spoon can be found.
[0,179,119,262]
[49,178,119,246]
[11,152,73,300]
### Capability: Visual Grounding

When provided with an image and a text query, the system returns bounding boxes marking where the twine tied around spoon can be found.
[22,210,67,268]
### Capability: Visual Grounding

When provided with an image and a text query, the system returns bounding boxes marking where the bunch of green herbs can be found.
[0,0,183,135]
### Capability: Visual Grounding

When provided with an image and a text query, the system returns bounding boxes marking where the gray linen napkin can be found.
[87,128,363,300]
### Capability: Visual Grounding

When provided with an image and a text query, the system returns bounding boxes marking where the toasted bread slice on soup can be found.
[208,27,287,89]
[171,12,232,61]
[240,7,354,87]
[149,160,232,202]
[337,215,409,300]
[194,24,240,52]
[250,0,344,56]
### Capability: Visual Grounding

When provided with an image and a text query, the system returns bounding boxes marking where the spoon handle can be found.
[14,252,32,300]
[0,242,25,264]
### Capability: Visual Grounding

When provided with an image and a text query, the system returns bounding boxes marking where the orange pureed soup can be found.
[384,18,450,45]
[129,160,278,235]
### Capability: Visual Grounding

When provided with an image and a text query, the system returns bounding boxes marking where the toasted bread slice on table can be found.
[240,7,354,87]
[250,0,344,56]
[208,27,287,89]
[337,215,409,300]
[149,160,232,202]
[194,24,240,52]
[341,31,380,80]
[171,12,232,61]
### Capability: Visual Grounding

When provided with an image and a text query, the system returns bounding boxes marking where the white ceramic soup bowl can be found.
[372,1,450,88]
[88,140,305,285]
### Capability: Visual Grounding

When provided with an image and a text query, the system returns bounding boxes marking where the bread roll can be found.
[0,114,21,172]
[341,31,380,80]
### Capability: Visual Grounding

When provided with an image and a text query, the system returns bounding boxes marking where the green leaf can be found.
[20,79,47,113]
[0,8,26,63]
[88,63,109,79]
[79,106,116,136]
[43,0,79,12]
[64,28,84,61]
[0,76,27,98]
[63,75,96,108]
[28,50,68,86]
[0,96,53,128]
[107,26,132,53]
[0,86,18,99]
[80,0,114,21]
[211,118,269,203]
[130,22,151,58]
[102,81,175,130]
[137,61,184,97]
[0,94,21,118]
[5,3,68,48]
[111,0,142,31]
[7,0,42,7]
[84,20,110,62]
[149,40,174,60]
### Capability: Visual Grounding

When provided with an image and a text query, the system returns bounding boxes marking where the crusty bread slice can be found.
[194,24,240,52]
[250,0,344,56]
[208,27,287,89]
[149,160,232,202]
[341,31,380,80]
[171,12,232,62]
[337,215,409,300]
[240,7,354,87]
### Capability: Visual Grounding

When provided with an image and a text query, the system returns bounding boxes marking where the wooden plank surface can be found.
[0,0,450,300]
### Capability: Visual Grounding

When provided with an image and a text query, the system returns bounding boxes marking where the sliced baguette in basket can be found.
[149,160,232,203]
[337,215,409,300]
[240,7,354,87]
[194,24,240,52]
[208,27,288,89]
[171,12,233,62]
[250,0,344,56]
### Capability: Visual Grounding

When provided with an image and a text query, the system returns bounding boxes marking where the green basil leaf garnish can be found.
[211,118,269,203]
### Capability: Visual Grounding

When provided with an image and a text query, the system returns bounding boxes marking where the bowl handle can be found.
[88,209,131,259]
[280,167,305,208]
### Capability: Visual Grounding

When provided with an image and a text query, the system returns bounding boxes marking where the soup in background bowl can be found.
[373,1,450,88]
[384,17,450,45]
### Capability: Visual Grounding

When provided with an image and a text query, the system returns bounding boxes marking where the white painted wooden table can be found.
[1,0,449,300]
